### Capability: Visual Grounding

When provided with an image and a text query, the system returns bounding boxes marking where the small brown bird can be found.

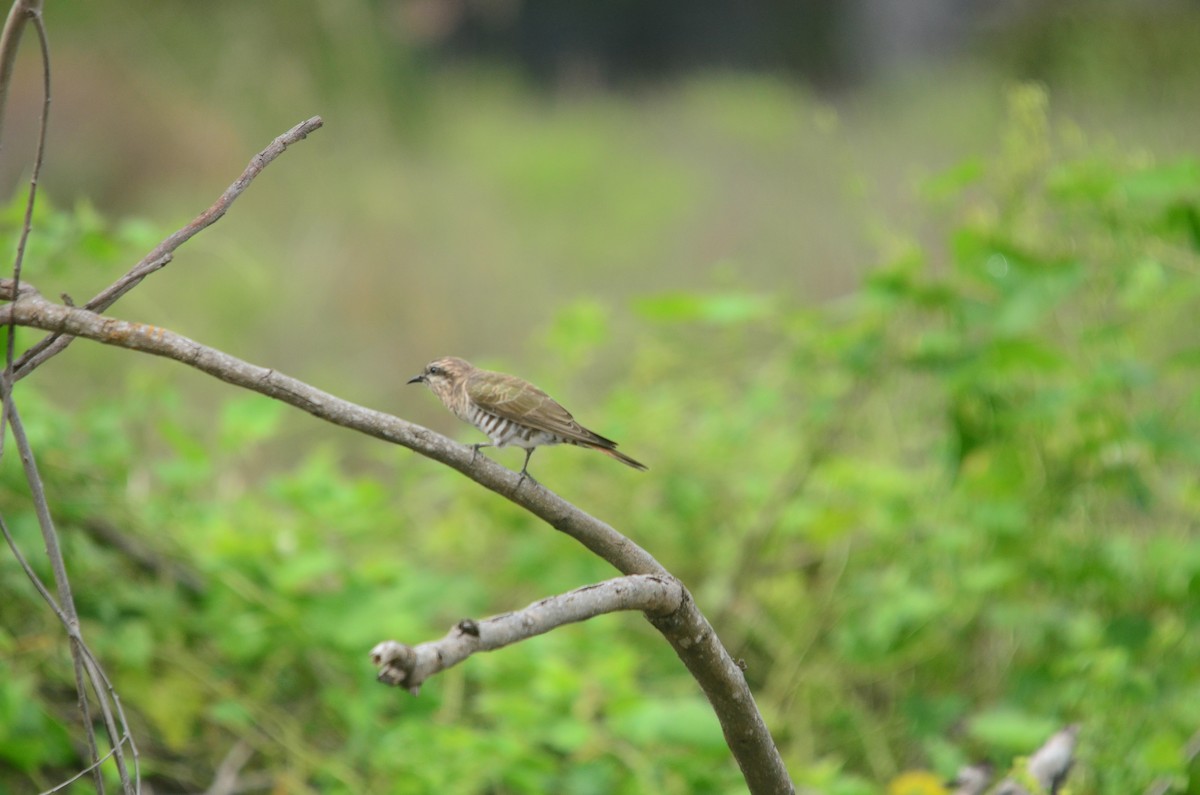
[407,356,647,482]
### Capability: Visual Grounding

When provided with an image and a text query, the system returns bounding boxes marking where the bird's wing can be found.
[466,370,612,446]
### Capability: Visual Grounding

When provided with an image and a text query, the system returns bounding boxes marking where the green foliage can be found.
[544,85,1200,793]
[1,380,724,793]
[0,193,159,283]
[4,87,1200,793]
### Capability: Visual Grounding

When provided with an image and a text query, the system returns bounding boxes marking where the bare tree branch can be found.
[2,0,46,303]
[0,279,665,568]
[0,0,43,142]
[371,574,684,694]
[40,739,129,795]
[1,3,140,790]
[0,280,796,794]
[0,509,141,795]
[11,115,324,380]
[0,397,138,794]
[0,0,48,458]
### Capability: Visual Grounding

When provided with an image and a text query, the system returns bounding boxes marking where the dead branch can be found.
[1,1,138,790]
[0,398,137,794]
[0,280,795,794]
[0,0,43,140]
[372,574,683,694]
[11,115,324,380]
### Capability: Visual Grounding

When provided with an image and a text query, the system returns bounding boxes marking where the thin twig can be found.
[0,0,49,458]
[2,397,110,793]
[1,11,285,794]
[372,574,683,693]
[0,0,43,142]
[1,510,142,795]
[0,3,129,789]
[12,115,324,380]
[40,737,128,795]
[0,283,796,794]
[82,651,136,794]
[0,510,63,615]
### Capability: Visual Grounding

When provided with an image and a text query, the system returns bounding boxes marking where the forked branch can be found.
[0,281,795,794]
[11,115,324,379]
[1,1,137,791]
[372,574,683,694]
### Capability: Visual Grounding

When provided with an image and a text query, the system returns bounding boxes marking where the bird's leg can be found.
[469,442,492,463]
[516,448,538,488]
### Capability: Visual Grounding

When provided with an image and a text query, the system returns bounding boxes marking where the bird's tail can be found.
[591,444,648,471]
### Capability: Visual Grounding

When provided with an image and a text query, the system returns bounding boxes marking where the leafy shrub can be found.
[3,86,1198,793]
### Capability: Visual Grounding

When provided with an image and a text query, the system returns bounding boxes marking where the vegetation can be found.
[3,79,1198,793]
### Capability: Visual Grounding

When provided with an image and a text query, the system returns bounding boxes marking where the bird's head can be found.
[407,356,474,400]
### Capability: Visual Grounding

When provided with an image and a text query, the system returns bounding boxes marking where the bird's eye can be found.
[428,366,442,377]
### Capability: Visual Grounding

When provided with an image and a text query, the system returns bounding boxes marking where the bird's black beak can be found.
[406,374,425,385]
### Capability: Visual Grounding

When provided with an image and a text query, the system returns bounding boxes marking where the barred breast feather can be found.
[466,403,563,450]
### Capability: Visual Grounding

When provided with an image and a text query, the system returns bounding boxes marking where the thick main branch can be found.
[0,282,794,794]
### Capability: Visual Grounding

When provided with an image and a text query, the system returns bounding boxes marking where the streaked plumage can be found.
[408,356,647,482]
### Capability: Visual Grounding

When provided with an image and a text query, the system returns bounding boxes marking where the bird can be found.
[407,356,647,483]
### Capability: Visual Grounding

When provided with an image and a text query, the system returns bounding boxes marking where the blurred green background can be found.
[2,1,1200,793]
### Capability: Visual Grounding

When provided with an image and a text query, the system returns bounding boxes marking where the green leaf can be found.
[978,337,1068,373]
[966,709,1060,754]
[1116,160,1200,203]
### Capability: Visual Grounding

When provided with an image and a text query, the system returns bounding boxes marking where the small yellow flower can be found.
[887,770,950,795]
